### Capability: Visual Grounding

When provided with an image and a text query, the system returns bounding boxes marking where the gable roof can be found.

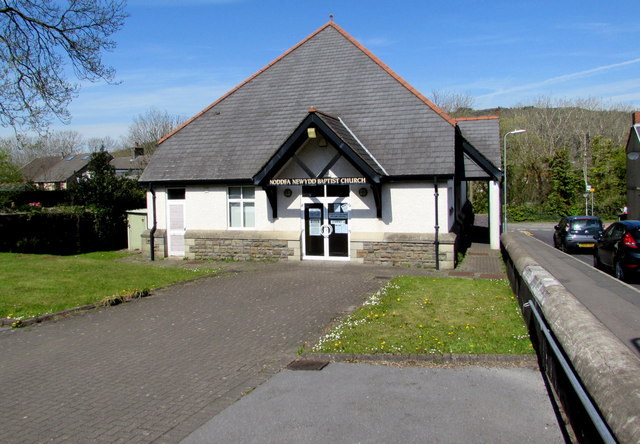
[110,156,145,172]
[456,116,502,180]
[21,156,60,182]
[26,153,94,183]
[140,22,458,184]
[254,109,386,186]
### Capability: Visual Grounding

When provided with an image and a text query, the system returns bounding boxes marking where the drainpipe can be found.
[433,177,440,270]
[149,184,157,261]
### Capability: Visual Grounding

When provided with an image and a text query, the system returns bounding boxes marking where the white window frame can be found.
[228,186,255,229]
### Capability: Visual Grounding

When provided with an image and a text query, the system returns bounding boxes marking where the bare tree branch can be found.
[0,0,128,131]
[430,89,476,115]
[125,107,185,158]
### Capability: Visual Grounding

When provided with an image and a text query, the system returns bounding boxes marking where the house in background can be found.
[21,148,145,189]
[139,21,502,269]
[110,147,146,178]
[626,111,640,219]
[21,153,101,190]
[20,156,60,188]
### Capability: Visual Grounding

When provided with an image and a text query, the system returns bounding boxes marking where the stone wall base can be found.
[185,230,299,261]
[141,229,166,259]
[351,233,456,270]
[142,229,457,269]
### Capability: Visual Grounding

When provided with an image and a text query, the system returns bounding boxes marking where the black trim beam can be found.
[317,127,381,183]
[317,152,342,178]
[253,111,387,219]
[461,139,502,181]
[254,113,382,186]
[292,154,316,179]
[371,183,382,219]
[263,186,278,219]
[253,117,312,185]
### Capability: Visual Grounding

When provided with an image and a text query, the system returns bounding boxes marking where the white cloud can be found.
[477,57,640,103]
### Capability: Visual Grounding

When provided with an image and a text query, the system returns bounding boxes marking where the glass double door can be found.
[303,200,349,259]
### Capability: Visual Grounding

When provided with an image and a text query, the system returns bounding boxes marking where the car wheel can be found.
[615,261,626,281]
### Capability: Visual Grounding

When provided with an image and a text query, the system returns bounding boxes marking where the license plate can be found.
[578,243,594,248]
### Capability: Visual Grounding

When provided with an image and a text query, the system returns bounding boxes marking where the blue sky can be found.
[22,0,640,142]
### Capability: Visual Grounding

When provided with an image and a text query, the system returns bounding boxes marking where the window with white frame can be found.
[228,186,255,228]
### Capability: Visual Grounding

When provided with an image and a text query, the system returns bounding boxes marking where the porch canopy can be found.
[254,109,387,218]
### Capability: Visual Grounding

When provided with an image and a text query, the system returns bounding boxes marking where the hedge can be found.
[0,211,127,255]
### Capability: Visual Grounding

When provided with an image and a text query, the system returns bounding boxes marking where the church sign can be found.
[268,177,367,186]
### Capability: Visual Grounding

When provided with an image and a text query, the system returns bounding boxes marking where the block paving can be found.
[0,245,504,443]
[0,261,430,443]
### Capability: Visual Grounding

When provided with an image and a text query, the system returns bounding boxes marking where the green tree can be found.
[589,136,626,218]
[70,151,145,246]
[469,181,488,214]
[0,148,22,183]
[545,148,582,217]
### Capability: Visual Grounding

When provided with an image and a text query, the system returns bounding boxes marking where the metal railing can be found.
[523,300,616,444]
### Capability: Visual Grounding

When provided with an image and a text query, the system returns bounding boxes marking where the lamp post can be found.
[503,129,526,233]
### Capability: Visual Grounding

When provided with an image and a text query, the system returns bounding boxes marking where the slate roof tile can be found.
[140,22,457,183]
[27,153,97,183]
[457,117,501,178]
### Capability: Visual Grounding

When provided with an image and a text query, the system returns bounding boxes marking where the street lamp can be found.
[503,129,527,233]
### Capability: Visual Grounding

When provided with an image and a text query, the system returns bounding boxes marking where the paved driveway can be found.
[0,261,413,443]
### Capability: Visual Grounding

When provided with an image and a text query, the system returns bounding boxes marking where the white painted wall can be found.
[148,180,453,235]
[147,189,167,230]
[185,186,227,230]
[146,135,455,236]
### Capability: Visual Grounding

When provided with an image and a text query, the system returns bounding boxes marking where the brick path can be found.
[449,243,506,279]
[0,262,423,443]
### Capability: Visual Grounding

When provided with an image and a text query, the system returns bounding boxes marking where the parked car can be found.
[553,216,604,252]
[593,220,640,281]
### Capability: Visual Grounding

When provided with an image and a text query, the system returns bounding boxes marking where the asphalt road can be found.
[507,222,640,357]
[510,221,640,290]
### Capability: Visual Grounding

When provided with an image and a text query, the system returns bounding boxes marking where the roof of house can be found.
[21,156,61,182]
[456,117,501,179]
[110,156,145,171]
[26,153,94,183]
[254,109,387,186]
[140,22,459,184]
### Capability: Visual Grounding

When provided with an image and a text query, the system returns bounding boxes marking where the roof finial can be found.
[329,14,334,22]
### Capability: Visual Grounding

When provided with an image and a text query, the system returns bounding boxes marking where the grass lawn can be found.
[312,276,533,355]
[0,251,217,319]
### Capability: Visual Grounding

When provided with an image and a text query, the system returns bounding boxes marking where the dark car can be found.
[553,216,604,252]
[593,220,640,281]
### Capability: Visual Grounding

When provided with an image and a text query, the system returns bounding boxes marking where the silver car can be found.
[553,216,604,252]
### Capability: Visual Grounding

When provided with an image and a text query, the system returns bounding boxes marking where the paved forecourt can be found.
[0,257,564,443]
[0,261,406,442]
